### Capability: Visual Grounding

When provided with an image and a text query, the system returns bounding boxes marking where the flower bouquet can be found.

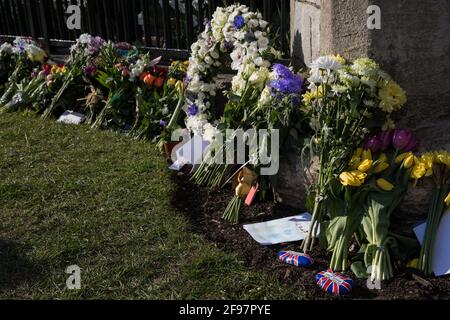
[412,151,450,275]
[42,34,105,119]
[301,56,408,253]
[0,38,47,109]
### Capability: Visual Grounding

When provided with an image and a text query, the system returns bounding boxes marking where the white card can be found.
[243,212,318,245]
[57,111,85,125]
[413,209,450,276]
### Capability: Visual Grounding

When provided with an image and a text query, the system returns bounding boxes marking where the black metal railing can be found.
[0,0,290,59]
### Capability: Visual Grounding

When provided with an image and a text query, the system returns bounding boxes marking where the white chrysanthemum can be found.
[310,56,343,73]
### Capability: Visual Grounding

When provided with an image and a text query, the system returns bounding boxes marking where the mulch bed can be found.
[171,169,450,300]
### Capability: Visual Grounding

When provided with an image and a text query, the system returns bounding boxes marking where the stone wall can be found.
[283,0,450,224]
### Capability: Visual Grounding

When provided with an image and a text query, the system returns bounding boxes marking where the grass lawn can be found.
[0,113,303,299]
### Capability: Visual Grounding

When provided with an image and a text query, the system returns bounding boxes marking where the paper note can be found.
[243,212,318,245]
[413,209,450,276]
[57,111,85,125]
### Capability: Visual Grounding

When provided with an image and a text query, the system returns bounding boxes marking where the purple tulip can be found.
[376,129,394,151]
[402,135,420,152]
[363,136,382,153]
[392,128,415,150]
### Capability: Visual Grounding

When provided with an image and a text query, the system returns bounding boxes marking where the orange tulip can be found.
[143,74,156,87]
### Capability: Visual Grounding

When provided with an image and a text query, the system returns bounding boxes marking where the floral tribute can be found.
[182,4,281,137]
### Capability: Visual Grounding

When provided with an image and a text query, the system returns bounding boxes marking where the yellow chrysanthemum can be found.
[411,162,427,180]
[330,54,346,65]
[378,80,407,113]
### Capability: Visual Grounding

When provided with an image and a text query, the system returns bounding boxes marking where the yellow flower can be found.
[357,159,373,172]
[330,54,346,65]
[374,162,389,173]
[445,192,450,207]
[349,148,364,170]
[303,85,324,104]
[376,178,395,191]
[411,162,427,180]
[167,78,177,87]
[350,170,367,181]
[382,116,396,130]
[403,154,415,169]
[407,258,419,269]
[340,171,363,187]
[395,152,412,164]
[378,80,407,113]
[435,151,450,167]
[362,149,372,161]
[378,153,388,163]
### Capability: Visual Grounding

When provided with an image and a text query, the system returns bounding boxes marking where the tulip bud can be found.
[357,159,373,172]
[403,154,415,169]
[378,153,388,163]
[395,152,412,164]
[374,162,389,173]
[363,136,382,153]
[340,172,362,187]
[362,149,372,161]
[392,128,416,151]
[376,129,394,151]
[445,192,450,207]
[376,178,394,191]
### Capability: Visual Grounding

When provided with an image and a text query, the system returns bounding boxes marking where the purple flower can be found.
[363,136,382,153]
[223,41,234,51]
[376,130,394,151]
[392,128,417,151]
[269,64,305,95]
[159,119,167,128]
[234,15,245,29]
[83,64,97,76]
[187,103,198,117]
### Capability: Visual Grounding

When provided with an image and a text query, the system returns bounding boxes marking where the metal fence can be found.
[0,0,290,59]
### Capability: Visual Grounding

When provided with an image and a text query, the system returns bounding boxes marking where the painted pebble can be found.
[278,251,314,267]
[316,268,353,296]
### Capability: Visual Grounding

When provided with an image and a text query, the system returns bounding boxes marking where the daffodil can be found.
[376,178,394,191]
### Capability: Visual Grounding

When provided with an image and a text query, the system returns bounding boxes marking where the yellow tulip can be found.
[340,172,362,187]
[403,154,415,169]
[350,170,367,181]
[357,159,373,172]
[445,192,450,207]
[374,162,389,173]
[376,178,395,191]
[362,149,372,161]
[411,162,427,180]
[378,153,388,163]
[395,152,412,164]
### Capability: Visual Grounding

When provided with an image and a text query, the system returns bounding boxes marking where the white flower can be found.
[310,56,342,73]
[257,37,269,49]
[203,123,221,143]
[0,43,14,55]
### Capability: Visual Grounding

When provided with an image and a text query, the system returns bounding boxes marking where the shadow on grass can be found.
[0,240,44,292]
